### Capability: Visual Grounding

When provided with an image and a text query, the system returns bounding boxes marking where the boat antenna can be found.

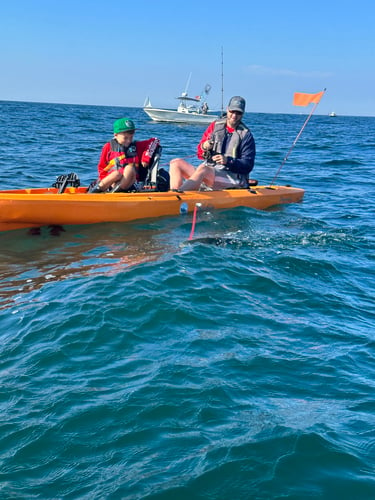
[221,47,224,116]
[269,88,326,186]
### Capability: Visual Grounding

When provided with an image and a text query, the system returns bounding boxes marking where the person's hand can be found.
[202,140,213,151]
[212,154,227,165]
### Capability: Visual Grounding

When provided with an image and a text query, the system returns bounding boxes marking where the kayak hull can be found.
[0,185,304,232]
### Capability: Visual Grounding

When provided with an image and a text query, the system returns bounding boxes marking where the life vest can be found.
[104,138,161,173]
[211,119,249,158]
[106,139,138,168]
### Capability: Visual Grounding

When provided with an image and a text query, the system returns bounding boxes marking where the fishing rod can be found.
[269,88,326,186]
[221,46,224,117]
[184,72,192,95]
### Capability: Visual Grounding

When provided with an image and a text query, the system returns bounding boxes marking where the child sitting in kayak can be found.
[90,117,160,192]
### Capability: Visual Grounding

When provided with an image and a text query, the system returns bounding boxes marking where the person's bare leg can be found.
[181,164,215,191]
[118,164,137,190]
[169,158,196,190]
[97,170,122,191]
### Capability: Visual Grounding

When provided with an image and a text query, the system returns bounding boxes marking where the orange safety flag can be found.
[293,91,325,106]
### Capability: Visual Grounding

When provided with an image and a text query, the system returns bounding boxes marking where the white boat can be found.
[143,77,219,125]
[329,111,337,117]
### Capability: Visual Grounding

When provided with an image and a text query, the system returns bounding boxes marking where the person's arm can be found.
[197,122,215,159]
[97,142,111,180]
[225,131,256,175]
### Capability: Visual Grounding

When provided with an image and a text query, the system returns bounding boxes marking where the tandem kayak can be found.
[0,184,304,232]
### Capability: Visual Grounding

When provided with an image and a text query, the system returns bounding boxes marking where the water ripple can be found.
[1,103,374,499]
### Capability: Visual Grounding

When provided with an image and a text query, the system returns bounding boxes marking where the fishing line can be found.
[221,46,224,117]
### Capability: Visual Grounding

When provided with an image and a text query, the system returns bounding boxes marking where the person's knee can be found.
[110,170,122,182]
[196,164,208,174]
[123,164,136,175]
[170,158,183,168]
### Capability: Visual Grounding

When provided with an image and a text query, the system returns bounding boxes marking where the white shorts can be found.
[212,165,248,189]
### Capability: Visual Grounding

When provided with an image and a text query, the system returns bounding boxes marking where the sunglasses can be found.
[229,110,243,115]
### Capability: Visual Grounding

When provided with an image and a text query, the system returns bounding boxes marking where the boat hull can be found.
[0,185,304,232]
[143,107,217,124]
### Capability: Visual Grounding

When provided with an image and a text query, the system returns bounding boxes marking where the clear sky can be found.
[1,0,374,116]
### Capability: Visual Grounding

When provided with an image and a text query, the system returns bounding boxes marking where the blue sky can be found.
[1,0,374,116]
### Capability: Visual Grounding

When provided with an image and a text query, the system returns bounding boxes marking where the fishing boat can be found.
[0,183,304,233]
[143,75,219,124]
[143,95,218,125]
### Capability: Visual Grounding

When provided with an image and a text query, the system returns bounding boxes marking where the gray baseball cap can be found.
[228,96,246,113]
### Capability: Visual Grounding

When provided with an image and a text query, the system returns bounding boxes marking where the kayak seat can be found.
[143,146,170,192]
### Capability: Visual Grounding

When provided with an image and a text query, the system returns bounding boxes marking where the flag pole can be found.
[269,88,326,186]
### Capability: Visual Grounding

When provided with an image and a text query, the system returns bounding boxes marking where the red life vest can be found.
[106,139,138,168]
[103,138,160,181]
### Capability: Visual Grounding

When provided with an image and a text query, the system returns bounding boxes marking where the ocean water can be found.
[0,101,374,499]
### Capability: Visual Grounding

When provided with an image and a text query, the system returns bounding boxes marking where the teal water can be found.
[0,101,374,499]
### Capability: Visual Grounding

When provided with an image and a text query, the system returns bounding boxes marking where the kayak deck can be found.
[0,185,304,232]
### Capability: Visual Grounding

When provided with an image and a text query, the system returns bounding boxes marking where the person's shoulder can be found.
[206,121,216,129]
[210,118,224,131]
[240,122,253,133]
[242,125,255,143]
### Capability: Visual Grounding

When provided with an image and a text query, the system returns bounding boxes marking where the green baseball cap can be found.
[113,117,136,134]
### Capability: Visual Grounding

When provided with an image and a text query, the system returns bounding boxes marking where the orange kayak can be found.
[0,185,304,232]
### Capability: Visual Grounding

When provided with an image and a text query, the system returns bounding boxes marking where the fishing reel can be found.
[202,140,215,165]
[202,149,212,160]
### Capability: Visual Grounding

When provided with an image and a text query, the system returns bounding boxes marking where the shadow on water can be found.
[185,236,251,248]
[0,206,268,309]
[0,218,190,310]
[1,202,358,311]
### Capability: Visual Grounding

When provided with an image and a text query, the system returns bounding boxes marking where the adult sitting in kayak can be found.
[169,96,256,191]
[90,118,160,193]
